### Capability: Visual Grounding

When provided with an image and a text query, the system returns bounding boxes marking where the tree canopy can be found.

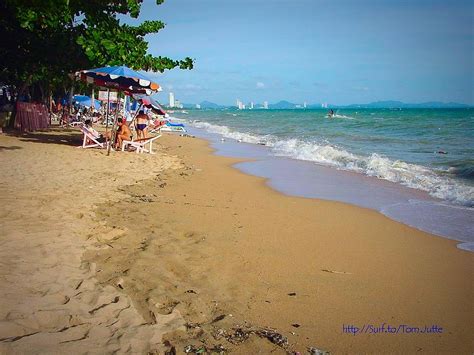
[0,0,193,100]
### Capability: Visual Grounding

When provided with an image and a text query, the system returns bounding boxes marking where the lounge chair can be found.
[148,119,166,134]
[160,121,186,133]
[121,133,162,154]
[70,120,83,127]
[79,125,106,149]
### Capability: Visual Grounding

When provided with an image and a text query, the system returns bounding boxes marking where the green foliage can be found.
[0,0,194,100]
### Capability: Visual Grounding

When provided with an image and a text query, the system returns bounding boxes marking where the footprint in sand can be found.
[183,231,195,238]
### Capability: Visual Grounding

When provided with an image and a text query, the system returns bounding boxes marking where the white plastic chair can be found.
[121,133,162,154]
[79,125,106,149]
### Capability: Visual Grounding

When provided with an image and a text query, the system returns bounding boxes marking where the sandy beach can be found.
[0,128,472,354]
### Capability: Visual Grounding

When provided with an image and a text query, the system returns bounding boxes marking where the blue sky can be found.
[125,0,473,105]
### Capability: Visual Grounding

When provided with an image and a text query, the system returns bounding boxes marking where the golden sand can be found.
[0,129,472,354]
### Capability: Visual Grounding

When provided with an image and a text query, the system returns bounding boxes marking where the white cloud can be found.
[256,82,265,89]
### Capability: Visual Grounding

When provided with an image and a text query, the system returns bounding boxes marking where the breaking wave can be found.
[190,120,474,207]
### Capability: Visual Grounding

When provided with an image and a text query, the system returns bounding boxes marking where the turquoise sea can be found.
[173,108,473,207]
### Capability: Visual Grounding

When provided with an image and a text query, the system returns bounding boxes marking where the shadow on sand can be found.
[6,128,82,147]
[0,145,23,151]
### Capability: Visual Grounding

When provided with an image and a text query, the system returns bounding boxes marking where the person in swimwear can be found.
[136,110,149,140]
[115,118,132,150]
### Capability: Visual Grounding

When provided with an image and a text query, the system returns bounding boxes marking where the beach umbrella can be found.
[75,65,162,94]
[73,95,100,110]
[132,94,167,116]
[127,94,167,130]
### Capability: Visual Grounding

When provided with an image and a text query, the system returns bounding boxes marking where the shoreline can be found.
[87,132,473,353]
[0,129,472,353]
[182,123,474,251]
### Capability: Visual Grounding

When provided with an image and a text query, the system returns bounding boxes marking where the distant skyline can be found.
[124,0,473,105]
[164,98,472,109]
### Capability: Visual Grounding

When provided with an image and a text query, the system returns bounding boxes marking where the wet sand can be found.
[0,129,472,353]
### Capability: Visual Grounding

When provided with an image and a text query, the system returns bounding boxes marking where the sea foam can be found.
[189,120,474,207]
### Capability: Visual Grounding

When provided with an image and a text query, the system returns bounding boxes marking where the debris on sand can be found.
[221,327,251,344]
[213,326,288,348]
[183,344,226,354]
[211,314,226,323]
[321,269,351,275]
[307,346,331,354]
[256,328,288,347]
[163,340,176,355]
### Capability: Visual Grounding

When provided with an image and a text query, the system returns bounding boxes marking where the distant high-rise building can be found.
[169,92,175,108]
[263,101,268,109]
[250,102,254,109]
[303,101,307,108]
[236,99,244,110]
[321,103,328,108]
[175,100,183,109]
[196,104,201,109]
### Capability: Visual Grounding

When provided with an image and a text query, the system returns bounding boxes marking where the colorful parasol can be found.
[73,95,100,110]
[75,65,162,94]
[132,94,167,116]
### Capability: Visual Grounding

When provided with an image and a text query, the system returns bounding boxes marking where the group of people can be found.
[84,109,150,150]
[56,105,104,127]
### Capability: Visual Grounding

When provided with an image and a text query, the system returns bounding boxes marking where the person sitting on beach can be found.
[135,110,149,140]
[115,118,132,149]
[75,108,82,122]
[84,119,110,144]
[92,112,101,123]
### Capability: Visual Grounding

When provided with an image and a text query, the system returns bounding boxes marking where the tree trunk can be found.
[69,84,74,114]
[8,77,32,129]
[49,90,53,125]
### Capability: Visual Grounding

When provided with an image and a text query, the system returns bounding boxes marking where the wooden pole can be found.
[105,88,110,131]
[68,84,74,127]
[107,91,123,156]
[106,89,114,156]
[91,87,95,113]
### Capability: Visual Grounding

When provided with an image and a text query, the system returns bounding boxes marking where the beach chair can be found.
[79,125,106,149]
[70,120,83,127]
[148,119,166,134]
[160,121,186,133]
[121,133,162,154]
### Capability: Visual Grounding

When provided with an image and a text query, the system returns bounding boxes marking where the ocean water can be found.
[169,108,474,250]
